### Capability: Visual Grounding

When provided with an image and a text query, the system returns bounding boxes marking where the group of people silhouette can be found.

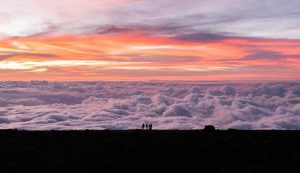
[142,123,152,130]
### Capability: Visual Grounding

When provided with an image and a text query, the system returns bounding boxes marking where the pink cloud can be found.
[0,81,299,130]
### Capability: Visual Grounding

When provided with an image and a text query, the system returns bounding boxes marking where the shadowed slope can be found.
[0,130,300,173]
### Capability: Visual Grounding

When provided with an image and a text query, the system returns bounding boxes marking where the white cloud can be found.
[0,81,299,130]
[0,0,132,37]
[1,0,300,39]
[163,104,192,117]
[0,60,136,70]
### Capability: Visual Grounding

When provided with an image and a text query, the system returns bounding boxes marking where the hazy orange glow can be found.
[0,31,300,81]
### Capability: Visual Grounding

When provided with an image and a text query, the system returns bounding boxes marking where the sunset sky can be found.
[0,0,300,81]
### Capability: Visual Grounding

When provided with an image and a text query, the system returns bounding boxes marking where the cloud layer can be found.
[1,1,300,81]
[1,0,300,39]
[0,81,299,130]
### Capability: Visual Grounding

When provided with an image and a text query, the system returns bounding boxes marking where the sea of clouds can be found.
[0,81,299,130]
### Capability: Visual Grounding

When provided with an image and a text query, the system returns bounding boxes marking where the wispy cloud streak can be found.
[0,0,299,80]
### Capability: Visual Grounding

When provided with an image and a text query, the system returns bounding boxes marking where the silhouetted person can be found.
[149,124,152,130]
[145,124,149,130]
[142,123,145,130]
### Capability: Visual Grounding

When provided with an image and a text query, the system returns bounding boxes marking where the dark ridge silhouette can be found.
[203,125,216,132]
[0,129,299,173]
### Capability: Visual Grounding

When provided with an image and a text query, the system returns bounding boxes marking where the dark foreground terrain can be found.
[0,130,300,173]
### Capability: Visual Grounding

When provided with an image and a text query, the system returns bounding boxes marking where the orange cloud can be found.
[0,31,299,81]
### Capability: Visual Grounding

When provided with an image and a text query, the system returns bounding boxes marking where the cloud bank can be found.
[1,0,300,39]
[0,81,299,130]
[1,1,300,81]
